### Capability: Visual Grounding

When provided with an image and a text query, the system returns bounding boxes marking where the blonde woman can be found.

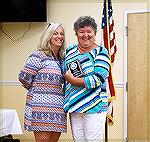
[18,23,67,142]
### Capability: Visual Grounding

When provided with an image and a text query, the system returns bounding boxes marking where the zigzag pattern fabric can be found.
[18,51,67,132]
[64,44,110,113]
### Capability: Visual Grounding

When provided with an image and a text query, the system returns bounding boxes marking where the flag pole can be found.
[106,0,111,51]
[105,0,110,142]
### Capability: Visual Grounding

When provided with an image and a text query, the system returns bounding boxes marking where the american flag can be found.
[101,0,117,126]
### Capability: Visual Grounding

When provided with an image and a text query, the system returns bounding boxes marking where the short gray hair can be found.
[73,16,97,35]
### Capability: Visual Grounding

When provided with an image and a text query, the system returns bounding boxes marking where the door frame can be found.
[123,9,150,141]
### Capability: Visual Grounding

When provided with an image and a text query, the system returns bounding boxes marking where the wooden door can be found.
[127,12,150,141]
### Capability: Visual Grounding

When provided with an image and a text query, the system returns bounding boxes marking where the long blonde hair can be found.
[38,23,66,60]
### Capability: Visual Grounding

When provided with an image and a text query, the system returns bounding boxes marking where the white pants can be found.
[70,112,107,142]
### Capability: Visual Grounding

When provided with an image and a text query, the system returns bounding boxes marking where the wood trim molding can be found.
[0,80,124,88]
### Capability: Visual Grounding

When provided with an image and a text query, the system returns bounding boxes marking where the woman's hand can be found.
[65,70,85,86]
[65,70,74,83]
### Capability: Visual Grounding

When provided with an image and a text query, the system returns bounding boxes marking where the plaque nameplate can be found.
[68,60,83,77]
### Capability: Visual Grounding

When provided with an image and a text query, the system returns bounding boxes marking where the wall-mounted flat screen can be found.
[0,0,47,22]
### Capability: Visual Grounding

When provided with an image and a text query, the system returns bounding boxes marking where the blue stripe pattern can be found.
[64,44,110,113]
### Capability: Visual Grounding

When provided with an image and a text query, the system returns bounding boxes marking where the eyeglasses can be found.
[45,23,51,31]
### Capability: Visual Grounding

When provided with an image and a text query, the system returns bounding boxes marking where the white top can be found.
[0,109,23,136]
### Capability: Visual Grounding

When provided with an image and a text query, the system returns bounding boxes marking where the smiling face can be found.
[50,26,65,52]
[77,26,96,49]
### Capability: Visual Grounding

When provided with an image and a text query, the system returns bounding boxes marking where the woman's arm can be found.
[18,52,42,90]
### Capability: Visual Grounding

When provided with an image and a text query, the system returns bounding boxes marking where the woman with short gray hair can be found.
[64,16,110,142]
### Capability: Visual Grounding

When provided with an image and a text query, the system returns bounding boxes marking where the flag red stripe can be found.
[110,46,117,63]
[108,69,115,97]
[109,24,113,32]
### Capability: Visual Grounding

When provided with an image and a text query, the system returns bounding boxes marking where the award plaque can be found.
[68,59,83,77]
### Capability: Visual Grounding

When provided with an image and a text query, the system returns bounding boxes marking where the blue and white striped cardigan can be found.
[64,44,110,113]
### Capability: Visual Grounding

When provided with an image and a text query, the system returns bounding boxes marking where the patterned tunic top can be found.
[18,51,67,132]
[64,44,110,113]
